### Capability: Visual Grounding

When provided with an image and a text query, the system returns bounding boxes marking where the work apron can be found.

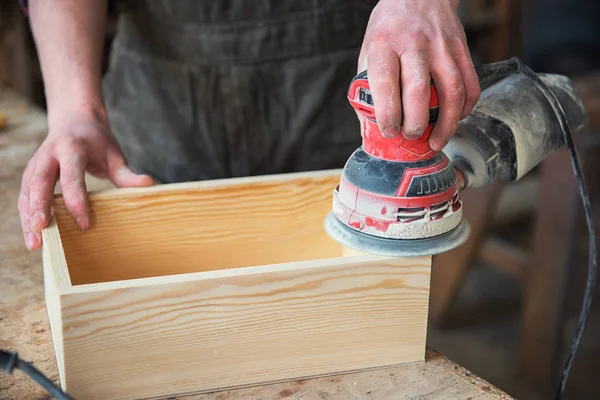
[101,0,379,183]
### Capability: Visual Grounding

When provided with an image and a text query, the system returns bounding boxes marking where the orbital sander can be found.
[324,57,589,257]
[323,56,596,400]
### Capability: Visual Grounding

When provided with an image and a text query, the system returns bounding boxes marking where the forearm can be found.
[28,0,108,127]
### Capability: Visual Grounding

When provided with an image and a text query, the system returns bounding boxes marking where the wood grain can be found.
[41,218,71,388]
[59,256,432,399]
[46,156,436,399]
[52,171,343,285]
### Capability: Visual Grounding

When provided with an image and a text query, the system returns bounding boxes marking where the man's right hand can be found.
[18,114,154,251]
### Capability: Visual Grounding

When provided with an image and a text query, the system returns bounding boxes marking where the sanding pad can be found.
[324,212,471,257]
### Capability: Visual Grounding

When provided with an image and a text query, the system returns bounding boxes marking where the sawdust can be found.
[362,208,463,240]
[0,91,60,400]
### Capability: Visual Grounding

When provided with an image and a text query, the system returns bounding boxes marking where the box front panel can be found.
[59,256,431,399]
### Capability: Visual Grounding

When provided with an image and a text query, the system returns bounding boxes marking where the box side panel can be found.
[53,172,344,285]
[42,235,66,389]
[59,255,431,400]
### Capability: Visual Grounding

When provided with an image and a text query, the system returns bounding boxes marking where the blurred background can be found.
[2,1,600,399]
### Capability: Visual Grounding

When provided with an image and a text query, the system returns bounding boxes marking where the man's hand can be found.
[359,0,480,150]
[18,114,153,251]
[20,0,153,250]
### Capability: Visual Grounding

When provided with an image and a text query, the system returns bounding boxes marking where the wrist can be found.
[47,94,109,135]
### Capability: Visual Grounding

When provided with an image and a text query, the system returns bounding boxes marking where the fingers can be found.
[429,49,465,151]
[18,161,40,250]
[453,40,481,118]
[367,43,402,138]
[399,51,430,139]
[28,154,60,234]
[58,141,90,231]
[106,148,154,188]
[17,121,154,250]
[19,155,60,250]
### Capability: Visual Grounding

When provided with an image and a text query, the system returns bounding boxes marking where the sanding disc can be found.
[324,212,471,257]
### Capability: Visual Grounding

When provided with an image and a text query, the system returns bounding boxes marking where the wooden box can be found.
[41,169,432,400]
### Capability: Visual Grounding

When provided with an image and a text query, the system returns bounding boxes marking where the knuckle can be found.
[27,176,46,193]
[60,136,89,154]
[369,31,393,48]
[371,78,396,88]
[469,85,482,103]
[29,191,46,207]
[406,78,430,97]
[445,77,465,99]
[38,138,58,155]
[29,166,55,188]
[69,151,86,167]
[404,91,429,108]
[65,197,83,212]
[28,192,47,212]
[17,192,28,211]
[450,35,469,52]
[60,174,82,191]
[63,194,86,215]
[406,31,431,47]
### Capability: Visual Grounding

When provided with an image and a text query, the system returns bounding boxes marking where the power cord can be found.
[0,349,74,400]
[519,59,597,400]
[477,57,597,399]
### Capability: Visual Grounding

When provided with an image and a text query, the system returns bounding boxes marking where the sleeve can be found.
[18,0,28,14]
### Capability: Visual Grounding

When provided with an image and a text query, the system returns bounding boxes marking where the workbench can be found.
[0,88,514,400]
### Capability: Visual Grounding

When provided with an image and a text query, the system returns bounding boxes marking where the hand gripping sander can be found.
[324,57,589,256]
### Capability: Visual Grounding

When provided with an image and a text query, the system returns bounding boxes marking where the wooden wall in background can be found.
[462,0,523,62]
[0,2,42,104]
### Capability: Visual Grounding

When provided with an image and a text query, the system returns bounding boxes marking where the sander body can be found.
[324,57,588,256]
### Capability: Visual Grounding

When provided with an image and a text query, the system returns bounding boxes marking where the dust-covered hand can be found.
[358,0,480,150]
[18,112,154,251]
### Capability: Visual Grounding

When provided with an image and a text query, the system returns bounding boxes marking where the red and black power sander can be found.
[325,57,596,400]
[324,57,590,256]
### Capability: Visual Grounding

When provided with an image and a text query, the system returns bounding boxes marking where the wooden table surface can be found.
[0,88,514,400]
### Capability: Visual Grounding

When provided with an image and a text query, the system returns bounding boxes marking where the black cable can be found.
[475,57,597,399]
[517,59,597,400]
[0,349,75,400]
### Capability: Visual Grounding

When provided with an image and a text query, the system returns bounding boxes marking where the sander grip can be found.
[444,72,588,188]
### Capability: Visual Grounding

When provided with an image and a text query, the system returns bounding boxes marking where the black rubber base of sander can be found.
[323,212,471,257]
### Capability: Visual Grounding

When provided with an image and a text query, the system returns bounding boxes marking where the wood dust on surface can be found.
[0,90,61,400]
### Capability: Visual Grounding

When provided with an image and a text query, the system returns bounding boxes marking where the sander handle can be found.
[450,57,595,400]
[474,57,523,85]
[348,56,524,133]
[346,57,529,163]
[444,68,588,189]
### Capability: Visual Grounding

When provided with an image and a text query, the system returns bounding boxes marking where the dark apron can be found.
[101,0,378,183]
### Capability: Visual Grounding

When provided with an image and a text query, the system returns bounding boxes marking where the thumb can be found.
[106,149,154,188]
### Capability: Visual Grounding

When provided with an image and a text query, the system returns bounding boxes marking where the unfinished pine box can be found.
[41,169,432,400]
